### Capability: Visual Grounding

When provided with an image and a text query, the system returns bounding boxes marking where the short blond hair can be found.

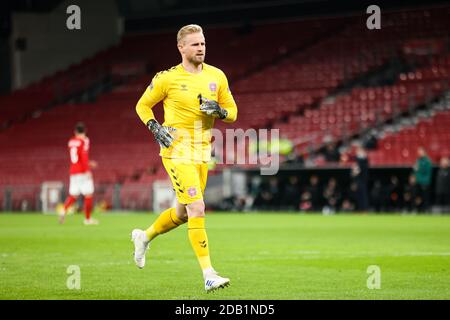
[177,24,203,44]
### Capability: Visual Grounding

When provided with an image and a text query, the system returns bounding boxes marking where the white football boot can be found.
[204,269,230,293]
[83,218,99,225]
[131,229,149,269]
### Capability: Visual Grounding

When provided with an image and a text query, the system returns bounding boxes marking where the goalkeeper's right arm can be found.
[136,75,173,148]
[147,119,174,148]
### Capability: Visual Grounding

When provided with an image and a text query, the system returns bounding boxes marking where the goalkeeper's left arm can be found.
[198,95,228,119]
[199,71,237,123]
[199,95,237,123]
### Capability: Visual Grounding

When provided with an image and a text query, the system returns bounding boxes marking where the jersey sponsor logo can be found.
[209,82,217,92]
[180,84,188,91]
[188,187,197,197]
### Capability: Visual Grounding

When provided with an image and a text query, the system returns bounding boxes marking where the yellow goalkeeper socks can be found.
[145,207,185,241]
[188,217,213,271]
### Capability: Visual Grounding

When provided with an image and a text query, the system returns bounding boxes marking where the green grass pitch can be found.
[0,212,449,299]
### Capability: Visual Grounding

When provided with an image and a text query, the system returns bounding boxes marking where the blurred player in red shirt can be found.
[59,122,98,225]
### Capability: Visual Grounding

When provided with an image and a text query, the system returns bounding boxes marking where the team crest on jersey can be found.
[188,187,197,197]
[209,82,217,92]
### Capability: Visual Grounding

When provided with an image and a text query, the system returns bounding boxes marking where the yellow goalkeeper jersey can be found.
[136,63,237,162]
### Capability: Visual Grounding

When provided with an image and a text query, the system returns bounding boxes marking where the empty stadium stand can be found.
[368,93,450,165]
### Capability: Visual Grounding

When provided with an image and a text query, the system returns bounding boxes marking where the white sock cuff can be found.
[202,267,216,277]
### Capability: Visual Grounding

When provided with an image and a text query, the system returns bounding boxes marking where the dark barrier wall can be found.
[240,166,444,213]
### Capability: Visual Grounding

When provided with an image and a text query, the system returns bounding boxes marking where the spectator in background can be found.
[341,182,357,212]
[285,150,305,166]
[413,147,433,212]
[300,175,322,211]
[247,175,262,210]
[387,175,402,211]
[341,199,356,212]
[403,174,421,212]
[322,142,341,163]
[363,130,378,150]
[351,145,370,212]
[322,177,341,214]
[253,176,281,210]
[267,176,281,209]
[435,156,450,211]
[370,180,385,212]
[280,175,301,211]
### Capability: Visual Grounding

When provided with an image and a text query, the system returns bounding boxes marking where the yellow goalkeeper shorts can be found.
[162,157,209,204]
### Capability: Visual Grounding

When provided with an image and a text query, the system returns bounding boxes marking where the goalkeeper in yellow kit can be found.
[131,24,237,292]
